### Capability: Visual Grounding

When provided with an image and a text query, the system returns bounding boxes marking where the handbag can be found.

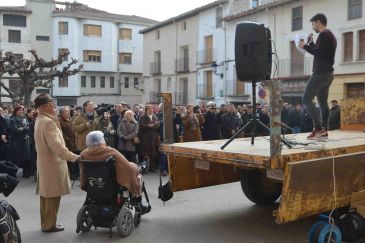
[133,136,141,145]
[158,174,173,203]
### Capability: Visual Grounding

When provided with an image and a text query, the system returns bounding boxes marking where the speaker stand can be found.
[220,81,292,150]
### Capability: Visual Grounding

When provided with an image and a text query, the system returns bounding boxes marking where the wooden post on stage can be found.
[267,80,284,170]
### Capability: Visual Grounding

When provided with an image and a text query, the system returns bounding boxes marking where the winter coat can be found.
[118,118,139,152]
[138,114,160,157]
[59,116,77,152]
[80,146,142,195]
[182,113,202,142]
[203,111,221,140]
[34,112,78,198]
[7,116,31,162]
[221,112,241,139]
[328,105,341,130]
[72,111,108,151]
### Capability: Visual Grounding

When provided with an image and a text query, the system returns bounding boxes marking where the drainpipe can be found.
[116,22,122,97]
[219,1,227,105]
[173,19,178,105]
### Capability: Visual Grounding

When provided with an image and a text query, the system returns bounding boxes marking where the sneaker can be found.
[307,128,328,140]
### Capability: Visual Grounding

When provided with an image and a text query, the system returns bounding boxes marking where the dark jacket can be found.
[328,105,341,130]
[288,109,301,128]
[7,116,31,162]
[138,114,160,156]
[221,112,241,139]
[300,109,313,133]
[203,111,221,140]
[59,116,77,152]
[0,116,8,158]
[258,112,270,135]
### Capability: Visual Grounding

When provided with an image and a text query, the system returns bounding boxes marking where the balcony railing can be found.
[174,92,188,105]
[225,80,248,97]
[197,48,215,65]
[149,91,161,103]
[150,61,161,75]
[175,58,189,73]
[276,57,313,78]
[196,83,214,99]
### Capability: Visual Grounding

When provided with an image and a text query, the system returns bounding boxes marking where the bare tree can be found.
[0,49,82,106]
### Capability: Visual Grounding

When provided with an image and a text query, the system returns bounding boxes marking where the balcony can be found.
[225,80,248,97]
[196,83,214,99]
[197,48,215,65]
[276,57,313,79]
[175,58,189,73]
[150,61,161,75]
[174,92,188,105]
[149,91,161,104]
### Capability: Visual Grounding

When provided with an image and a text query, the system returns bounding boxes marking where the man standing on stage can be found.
[299,13,337,139]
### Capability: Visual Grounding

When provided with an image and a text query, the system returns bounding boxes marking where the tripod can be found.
[221,81,292,150]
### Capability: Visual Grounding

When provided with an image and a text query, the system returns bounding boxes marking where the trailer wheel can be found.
[240,170,282,205]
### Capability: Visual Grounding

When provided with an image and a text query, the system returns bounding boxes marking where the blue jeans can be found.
[159,154,168,172]
[302,72,334,129]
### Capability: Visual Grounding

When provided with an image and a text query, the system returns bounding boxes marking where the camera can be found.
[95,103,114,117]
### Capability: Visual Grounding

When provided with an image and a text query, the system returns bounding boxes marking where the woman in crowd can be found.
[182,105,203,142]
[118,110,139,162]
[59,106,79,180]
[138,105,160,172]
[8,105,32,177]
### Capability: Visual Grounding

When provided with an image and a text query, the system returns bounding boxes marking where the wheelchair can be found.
[76,156,151,237]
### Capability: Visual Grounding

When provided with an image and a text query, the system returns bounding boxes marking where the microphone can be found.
[307,33,313,44]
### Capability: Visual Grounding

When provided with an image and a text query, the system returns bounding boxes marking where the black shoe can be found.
[42,225,65,233]
[141,202,151,215]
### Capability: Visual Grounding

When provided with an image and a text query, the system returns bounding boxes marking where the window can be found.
[347,83,365,98]
[36,88,50,94]
[216,7,223,28]
[344,32,354,62]
[91,76,96,88]
[182,21,187,31]
[251,0,259,8]
[13,54,23,61]
[100,76,105,88]
[3,14,26,27]
[58,48,69,61]
[83,24,102,36]
[57,98,77,106]
[290,41,304,76]
[134,77,139,88]
[36,35,50,41]
[125,77,129,88]
[59,76,68,87]
[83,50,101,62]
[156,30,160,40]
[8,30,21,43]
[292,6,303,31]
[348,0,362,20]
[359,30,365,61]
[119,53,132,64]
[58,22,68,34]
[119,28,132,40]
[110,77,115,88]
[81,76,86,87]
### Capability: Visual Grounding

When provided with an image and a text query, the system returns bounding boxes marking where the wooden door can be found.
[236,80,245,95]
[207,71,213,97]
[205,35,213,63]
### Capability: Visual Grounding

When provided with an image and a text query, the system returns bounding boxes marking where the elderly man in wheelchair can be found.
[76,131,151,237]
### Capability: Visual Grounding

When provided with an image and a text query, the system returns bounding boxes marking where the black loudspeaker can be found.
[235,22,272,82]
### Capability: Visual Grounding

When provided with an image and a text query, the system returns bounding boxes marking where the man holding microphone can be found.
[299,13,337,140]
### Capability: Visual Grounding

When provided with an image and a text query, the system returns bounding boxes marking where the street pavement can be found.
[6,173,314,243]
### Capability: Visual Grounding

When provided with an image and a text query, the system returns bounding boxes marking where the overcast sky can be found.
[2,0,217,21]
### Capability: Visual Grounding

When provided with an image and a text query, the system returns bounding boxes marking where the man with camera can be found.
[72,101,111,152]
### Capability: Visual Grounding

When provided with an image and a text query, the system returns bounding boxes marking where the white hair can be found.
[86,131,106,148]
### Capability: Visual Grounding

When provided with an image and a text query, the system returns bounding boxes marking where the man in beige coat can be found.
[34,94,79,233]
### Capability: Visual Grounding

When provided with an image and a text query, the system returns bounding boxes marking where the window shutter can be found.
[83,50,88,62]
[344,32,353,62]
[359,30,365,61]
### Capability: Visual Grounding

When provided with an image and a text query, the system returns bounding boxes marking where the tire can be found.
[76,205,93,233]
[240,170,282,205]
[14,221,21,243]
[116,208,134,237]
[134,210,141,228]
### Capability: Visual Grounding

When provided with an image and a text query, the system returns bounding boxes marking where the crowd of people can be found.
[0,99,341,178]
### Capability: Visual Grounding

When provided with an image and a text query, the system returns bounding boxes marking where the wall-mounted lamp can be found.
[211,62,224,78]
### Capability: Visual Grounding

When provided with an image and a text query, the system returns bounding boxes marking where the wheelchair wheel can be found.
[116,207,133,237]
[134,210,141,228]
[76,205,93,233]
